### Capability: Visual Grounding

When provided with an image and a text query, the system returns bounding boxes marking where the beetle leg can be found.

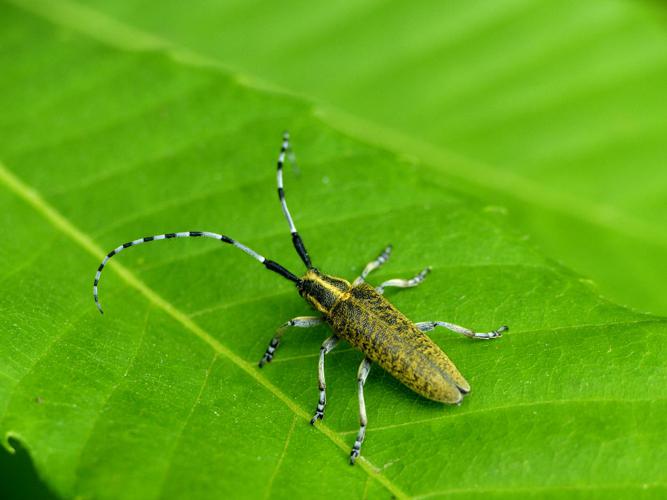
[375,267,431,294]
[258,316,323,367]
[353,245,392,285]
[415,321,508,340]
[350,357,372,465]
[311,335,339,424]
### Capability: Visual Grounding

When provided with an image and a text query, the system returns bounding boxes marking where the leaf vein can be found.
[263,414,297,500]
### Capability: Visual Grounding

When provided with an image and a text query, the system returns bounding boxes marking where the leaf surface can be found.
[1,3,666,499]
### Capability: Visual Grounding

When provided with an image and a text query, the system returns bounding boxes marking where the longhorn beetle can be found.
[92,132,507,464]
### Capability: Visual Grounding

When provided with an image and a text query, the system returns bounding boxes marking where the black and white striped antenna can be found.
[277,132,312,269]
[93,132,315,314]
[93,231,298,314]
[93,231,299,314]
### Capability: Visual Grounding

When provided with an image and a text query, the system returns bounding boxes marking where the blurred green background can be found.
[70,0,667,315]
[2,0,667,498]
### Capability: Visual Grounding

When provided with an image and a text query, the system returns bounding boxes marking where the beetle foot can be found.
[492,325,509,338]
[349,443,361,465]
[349,424,366,465]
[310,389,326,424]
[258,338,280,367]
[310,408,324,425]
[258,353,273,367]
[310,395,326,425]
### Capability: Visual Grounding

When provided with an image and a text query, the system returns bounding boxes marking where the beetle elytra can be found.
[93,132,507,464]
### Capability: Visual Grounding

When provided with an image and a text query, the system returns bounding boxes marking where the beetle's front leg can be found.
[311,335,339,424]
[416,321,508,339]
[259,316,324,367]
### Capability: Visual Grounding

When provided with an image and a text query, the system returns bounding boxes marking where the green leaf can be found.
[59,0,667,315]
[1,2,666,499]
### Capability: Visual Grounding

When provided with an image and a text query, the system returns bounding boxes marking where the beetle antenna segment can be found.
[277,131,313,269]
[92,231,299,314]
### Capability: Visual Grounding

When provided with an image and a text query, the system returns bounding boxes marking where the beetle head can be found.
[297,268,351,315]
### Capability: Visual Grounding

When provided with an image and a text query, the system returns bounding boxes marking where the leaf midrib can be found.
[0,162,409,499]
[9,0,667,251]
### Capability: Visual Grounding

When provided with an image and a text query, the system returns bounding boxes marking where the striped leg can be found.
[416,321,508,340]
[350,358,372,465]
[376,267,431,294]
[93,231,299,314]
[311,335,339,425]
[258,316,323,367]
[353,245,392,286]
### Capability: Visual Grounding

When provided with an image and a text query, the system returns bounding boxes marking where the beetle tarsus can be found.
[258,351,273,367]
[349,439,363,465]
[310,391,326,424]
[310,409,324,425]
[491,325,509,338]
[258,337,280,367]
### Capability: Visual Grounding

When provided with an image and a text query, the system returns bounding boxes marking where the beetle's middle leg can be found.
[311,335,339,424]
[258,316,323,367]
[416,321,508,339]
[350,357,372,465]
[353,245,392,285]
[375,267,431,294]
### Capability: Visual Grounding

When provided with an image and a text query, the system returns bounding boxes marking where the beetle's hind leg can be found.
[353,245,392,285]
[259,316,324,367]
[375,267,431,294]
[311,335,339,424]
[350,357,372,465]
[416,321,508,339]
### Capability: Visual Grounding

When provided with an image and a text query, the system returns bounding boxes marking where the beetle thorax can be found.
[298,269,351,314]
